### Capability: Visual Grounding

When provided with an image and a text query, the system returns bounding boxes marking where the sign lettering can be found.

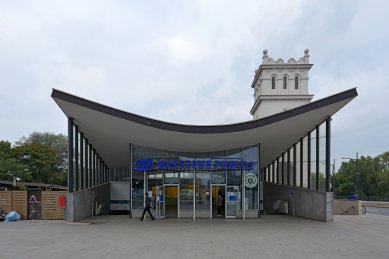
[135,159,255,172]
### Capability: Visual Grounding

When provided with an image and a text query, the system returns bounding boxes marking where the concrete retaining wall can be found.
[263,182,333,222]
[333,199,360,215]
[65,183,110,222]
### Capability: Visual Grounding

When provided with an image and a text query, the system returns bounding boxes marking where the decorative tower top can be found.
[250,49,314,119]
[263,49,268,59]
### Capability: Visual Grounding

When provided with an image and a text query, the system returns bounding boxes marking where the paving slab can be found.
[0,214,388,259]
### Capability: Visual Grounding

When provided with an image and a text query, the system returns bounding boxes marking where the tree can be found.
[16,132,68,173]
[12,142,58,184]
[0,141,31,181]
[333,151,389,199]
[0,132,68,186]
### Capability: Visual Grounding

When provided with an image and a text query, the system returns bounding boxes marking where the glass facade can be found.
[129,144,260,218]
[67,117,331,219]
[263,119,332,192]
[67,119,109,193]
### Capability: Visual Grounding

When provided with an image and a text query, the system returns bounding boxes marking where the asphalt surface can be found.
[366,207,389,216]
[1,214,389,259]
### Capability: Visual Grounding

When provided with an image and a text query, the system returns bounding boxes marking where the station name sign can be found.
[135,159,254,172]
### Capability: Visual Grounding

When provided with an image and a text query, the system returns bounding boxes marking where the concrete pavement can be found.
[1,214,389,259]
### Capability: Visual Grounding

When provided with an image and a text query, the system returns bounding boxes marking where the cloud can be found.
[0,0,388,165]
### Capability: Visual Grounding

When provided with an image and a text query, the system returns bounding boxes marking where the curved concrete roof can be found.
[52,88,357,168]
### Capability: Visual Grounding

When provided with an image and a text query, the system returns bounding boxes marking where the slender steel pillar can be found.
[325,117,331,192]
[103,164,106,183]
[74,125,79,191]
[281,153,285,185]
[106,165,109,182]
[93,149,96,186]
[300,138,303,188]
[98,158,101,184]
[99,159,102,184]
[104,163,106,183]
[85,139,89,188]
[101,162,104,183]
[95,154,98,185]
[80,132,84,190]
[316,125,320,190]
[89,144,92,187]
[100,160,103,184]
[307,132,311,189]
[272,162,275,183]
[258,142,261,217]
[277,157,280,184]
[129,143,133,218]
[293,143,297,186]
[68,118,74,193]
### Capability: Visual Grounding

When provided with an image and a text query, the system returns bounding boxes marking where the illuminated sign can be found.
[135,159,254,172]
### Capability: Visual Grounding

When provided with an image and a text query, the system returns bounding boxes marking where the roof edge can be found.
[52,88,358,134]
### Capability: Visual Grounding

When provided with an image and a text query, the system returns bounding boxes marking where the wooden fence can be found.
[0,191,66,220]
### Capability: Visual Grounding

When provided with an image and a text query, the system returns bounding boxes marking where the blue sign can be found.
[134,159,254,172]
[135,159,154,171]
[228,194,237,201]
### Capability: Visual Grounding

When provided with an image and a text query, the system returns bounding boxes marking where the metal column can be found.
[316,125,320,190]
[68,117,74,193]
[325,117,331,192]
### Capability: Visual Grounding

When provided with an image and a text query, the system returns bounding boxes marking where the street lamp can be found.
[342,152,359,194]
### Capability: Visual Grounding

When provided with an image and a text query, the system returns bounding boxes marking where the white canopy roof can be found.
[52,88,357,168]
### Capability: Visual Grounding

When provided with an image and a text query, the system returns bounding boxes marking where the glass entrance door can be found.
[226,186,239,218]
[165,185,179,218]
[156,185,165,219]
[211,185,225,218]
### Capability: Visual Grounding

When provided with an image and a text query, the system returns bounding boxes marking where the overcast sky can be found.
[1,0,388,170]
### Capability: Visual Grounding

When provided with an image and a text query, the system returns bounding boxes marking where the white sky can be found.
[1,0,388,170]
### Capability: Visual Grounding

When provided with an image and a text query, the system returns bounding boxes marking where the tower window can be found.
[283,76,287,89]
[295,76,299,89]
[272,76,276,89]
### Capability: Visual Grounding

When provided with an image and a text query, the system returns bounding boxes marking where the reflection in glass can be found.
[227,148,242,185]
[319,121,327,191]
[310,130,317,190]
[164,172,179,184]
[302,136,308,188]
[295,143,300,187]
[180,172,194,210]
[243,146,259,210]
[195,172,210,210]
[132,169,144,210]
[289,147,294,186]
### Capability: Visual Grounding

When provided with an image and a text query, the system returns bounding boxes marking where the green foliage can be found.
[0,141,31,181]
[16,132,68,172]
[0,132,68,186]
[12,142,58,184]
[333,151,389,198]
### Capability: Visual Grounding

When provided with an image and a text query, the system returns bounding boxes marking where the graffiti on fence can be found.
[28,195,41,220]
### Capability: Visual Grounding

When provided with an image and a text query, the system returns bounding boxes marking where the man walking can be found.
[141,192,155,221]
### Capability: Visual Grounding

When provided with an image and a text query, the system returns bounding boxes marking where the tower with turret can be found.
[250,49,314,119]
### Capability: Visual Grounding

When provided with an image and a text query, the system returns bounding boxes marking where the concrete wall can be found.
[263,182,333,222]
[65,183,110,222]
[333,199,361,215]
